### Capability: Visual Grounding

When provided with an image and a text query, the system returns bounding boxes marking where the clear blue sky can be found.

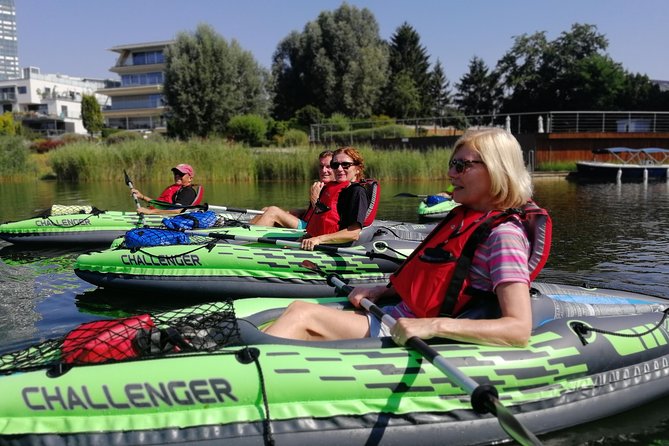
[17,0,669,84]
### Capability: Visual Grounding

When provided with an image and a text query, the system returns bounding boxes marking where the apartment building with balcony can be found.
[97,40,174,132]
[0,67,114,135]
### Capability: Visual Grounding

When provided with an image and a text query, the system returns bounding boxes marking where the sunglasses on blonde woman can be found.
[449,158,484,173]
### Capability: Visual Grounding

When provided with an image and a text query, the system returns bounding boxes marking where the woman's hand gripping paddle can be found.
[299,260,543,446]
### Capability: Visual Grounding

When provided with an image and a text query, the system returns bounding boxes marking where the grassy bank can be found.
[5,138,456,182]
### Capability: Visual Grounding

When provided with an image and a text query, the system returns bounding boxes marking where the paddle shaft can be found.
[123,170,141,210]
[149,200,264,215]
[204,233,377,257]
[324,272,543,446]
[393,192,429,198]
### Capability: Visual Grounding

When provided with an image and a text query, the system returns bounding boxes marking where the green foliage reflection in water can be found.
[45,139,454,182]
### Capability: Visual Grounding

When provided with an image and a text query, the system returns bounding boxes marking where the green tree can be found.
[164,24,269,139]
[271,3,388,119]
[383,71,421,118]
[383,22,431,118]
[427,59,451,117]
[617,73,667,110]
[454,57,502,117]
[81,94,103,136]
[497,23,615,112]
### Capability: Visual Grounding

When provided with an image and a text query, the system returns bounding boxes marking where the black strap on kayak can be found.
[571,308,669,346]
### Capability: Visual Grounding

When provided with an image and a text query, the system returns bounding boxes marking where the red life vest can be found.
[360,178,380,226]
[305,181,350,236]
[155,184,204,206]
[389,202,552,318]
[302,179,380,227]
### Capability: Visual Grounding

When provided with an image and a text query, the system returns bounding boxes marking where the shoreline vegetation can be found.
[4,137,457,182]
[1,136,574,183]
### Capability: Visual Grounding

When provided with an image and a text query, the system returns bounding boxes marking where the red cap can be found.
[172,163,194,176]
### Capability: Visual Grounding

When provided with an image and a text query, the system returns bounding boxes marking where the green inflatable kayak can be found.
[417,195,458,221]
[1,282,669,445]
[0,204,255,246]
[74,222,432,298]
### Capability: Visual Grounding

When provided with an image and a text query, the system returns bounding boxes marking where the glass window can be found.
[132,51,164,66]
[121,72,163,86]
[110,94,165,110]
[17,86,26,94]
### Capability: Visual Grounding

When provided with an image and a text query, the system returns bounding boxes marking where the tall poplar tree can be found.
[81,94,103,136]
[164,24,269,139]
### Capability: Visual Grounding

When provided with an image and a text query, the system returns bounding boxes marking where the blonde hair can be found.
[333,146,365,181]
[451,128,532,209]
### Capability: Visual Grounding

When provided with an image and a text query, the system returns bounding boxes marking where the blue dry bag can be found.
[162,211,217,230]
[425,195,449,207]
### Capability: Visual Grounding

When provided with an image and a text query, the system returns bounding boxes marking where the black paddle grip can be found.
[471,383,499,414]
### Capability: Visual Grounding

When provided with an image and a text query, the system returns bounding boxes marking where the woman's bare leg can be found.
[263,301,370,340]
[250,206,300,228]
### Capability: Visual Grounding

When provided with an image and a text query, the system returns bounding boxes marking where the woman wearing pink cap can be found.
[132,163,204,215]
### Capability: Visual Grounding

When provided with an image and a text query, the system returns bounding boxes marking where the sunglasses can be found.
[330,161,358,170]
[449,158,484,173]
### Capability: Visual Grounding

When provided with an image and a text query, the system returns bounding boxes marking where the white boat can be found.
[575,147,669,181]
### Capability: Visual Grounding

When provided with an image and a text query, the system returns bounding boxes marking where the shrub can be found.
[266,118,289,142]
[30,138,66,153]
[282,129,309,147]
[370,115,395,126]
[0,136,32,175]
[60,133,91,144]
[294,105,324,131]
[105,131,142,145]
[0,112,16,136]
[101,127,121,138]
[322,124,410,142]
[227,114,267,147]
[325,113,350,132]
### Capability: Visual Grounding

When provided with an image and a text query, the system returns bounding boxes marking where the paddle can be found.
[123,170,141,211]
[147,200,264,215]
[300,259,543,446]
[183,232,406,263]
[393,192,429,198]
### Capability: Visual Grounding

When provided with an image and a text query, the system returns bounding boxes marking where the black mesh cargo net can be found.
[0,301,240,375]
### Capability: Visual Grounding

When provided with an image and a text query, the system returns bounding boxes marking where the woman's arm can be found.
[390,282,532,347]
[300,223,362,249]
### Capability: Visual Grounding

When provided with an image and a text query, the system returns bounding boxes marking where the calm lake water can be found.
[1,176,668,445]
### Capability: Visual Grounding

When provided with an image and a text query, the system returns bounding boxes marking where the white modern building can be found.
[97,40,173,132]
[0,67,115,135]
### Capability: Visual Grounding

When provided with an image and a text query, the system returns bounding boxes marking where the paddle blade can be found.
[489,397,543,446]
[123,170,133,187]
[393,192,427,198]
